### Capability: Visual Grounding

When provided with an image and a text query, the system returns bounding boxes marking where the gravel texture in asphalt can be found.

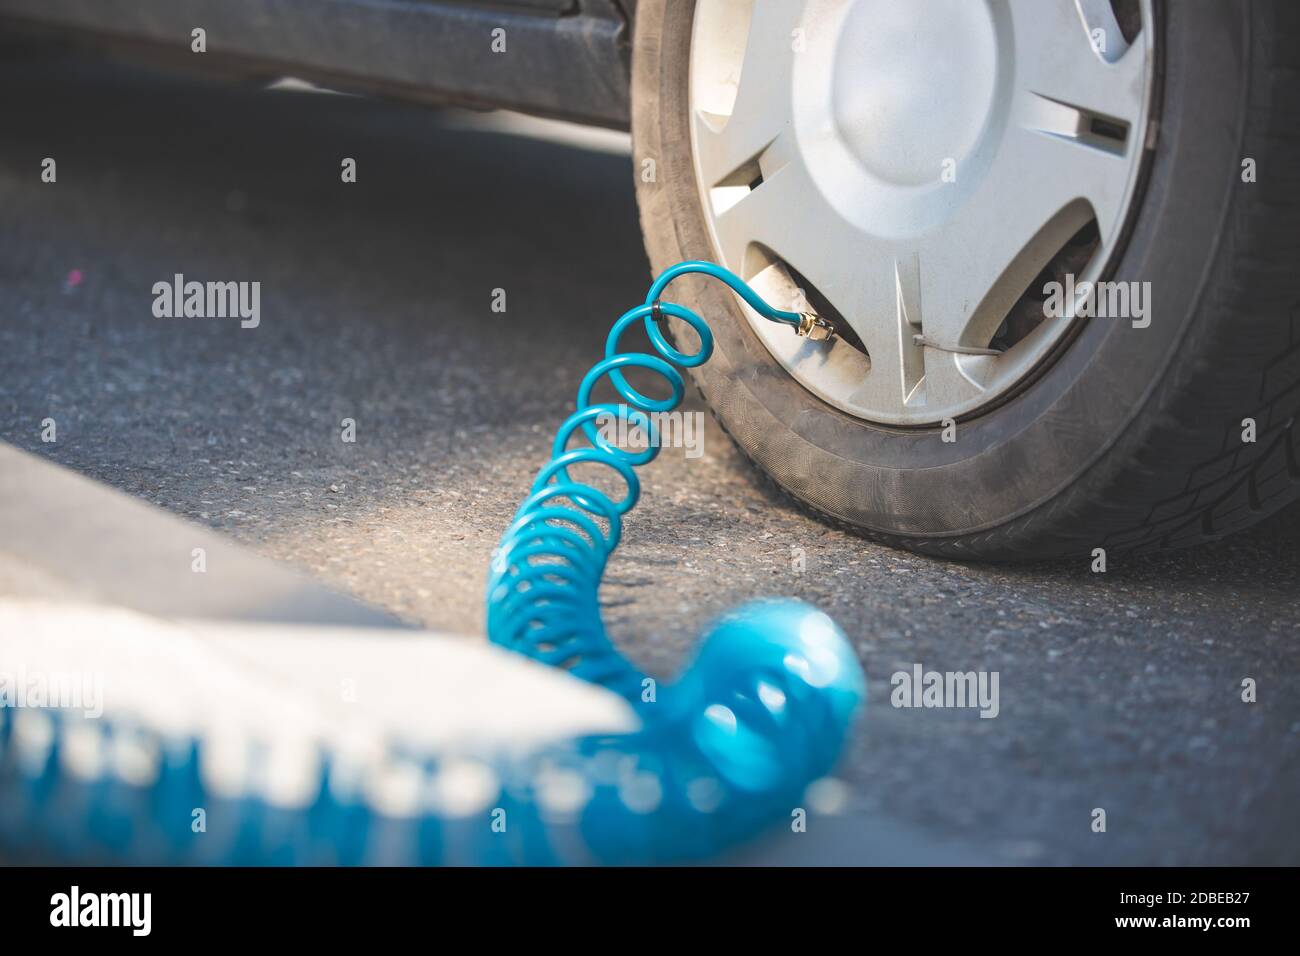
[1,53,1297,864]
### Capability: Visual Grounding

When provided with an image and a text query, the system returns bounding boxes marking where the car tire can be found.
[631,0,1300,560]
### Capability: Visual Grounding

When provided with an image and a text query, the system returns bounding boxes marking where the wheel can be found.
[631,0,1300,559]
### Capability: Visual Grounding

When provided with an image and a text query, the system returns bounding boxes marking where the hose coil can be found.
[486,260,805,697]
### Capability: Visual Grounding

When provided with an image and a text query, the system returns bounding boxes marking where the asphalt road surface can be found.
[2,53,1297,865]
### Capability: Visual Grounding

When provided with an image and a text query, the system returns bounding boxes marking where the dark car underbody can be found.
[0,0,636,128]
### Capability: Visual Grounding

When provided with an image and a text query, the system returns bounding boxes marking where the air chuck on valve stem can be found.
[797,310,836,342]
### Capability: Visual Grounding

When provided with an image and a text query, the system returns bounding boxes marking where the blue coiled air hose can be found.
[484,260,865,860]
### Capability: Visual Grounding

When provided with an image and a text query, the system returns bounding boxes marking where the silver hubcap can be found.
[689,0,1155,425]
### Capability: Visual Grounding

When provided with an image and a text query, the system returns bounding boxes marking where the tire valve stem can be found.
[797,311,836,342]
